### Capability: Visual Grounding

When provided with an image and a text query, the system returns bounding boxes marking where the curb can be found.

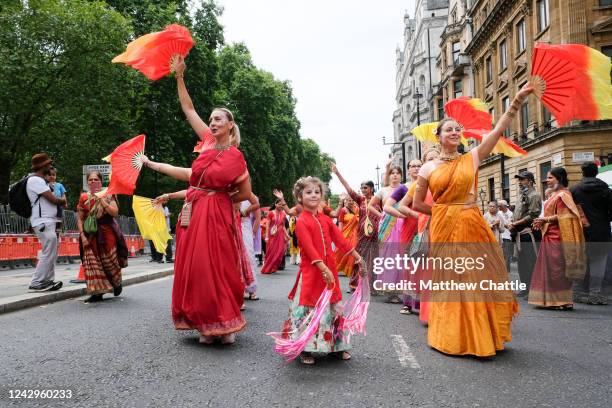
[0,268,174,315]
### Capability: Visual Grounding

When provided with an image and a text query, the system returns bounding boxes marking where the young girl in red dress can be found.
[281,177,363,365]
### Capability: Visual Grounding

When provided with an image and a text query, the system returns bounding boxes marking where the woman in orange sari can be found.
[334,195,360,284]
[529,167,586,310]
[412,83,532,357]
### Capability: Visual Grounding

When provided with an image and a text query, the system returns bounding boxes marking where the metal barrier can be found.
[0,205,140,235]
[0,204,144,269]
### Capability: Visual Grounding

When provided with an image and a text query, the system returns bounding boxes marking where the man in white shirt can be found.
[27,153,67,292]
[483,201,506,243]
[498,200,514,273]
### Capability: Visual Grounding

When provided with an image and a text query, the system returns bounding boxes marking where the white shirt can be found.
[498,209,513,240]
[163,206,171,231]
[483,211,506,243]
[26,175,56,227]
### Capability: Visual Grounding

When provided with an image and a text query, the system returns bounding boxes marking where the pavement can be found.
[1,262,611,407]
[0,257,174,315]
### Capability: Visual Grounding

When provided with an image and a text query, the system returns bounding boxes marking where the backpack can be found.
[8,175,42,218]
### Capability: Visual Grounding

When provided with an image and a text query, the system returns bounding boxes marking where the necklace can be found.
[214,144,231,151]
[439,150,460,161]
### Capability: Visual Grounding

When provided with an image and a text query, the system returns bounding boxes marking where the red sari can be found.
[261,209,287,274]
[173,147,249,336]
[77,193,128,295]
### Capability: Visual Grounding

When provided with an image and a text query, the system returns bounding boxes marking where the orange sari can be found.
[334,205,359,278]
[427,152,518,357]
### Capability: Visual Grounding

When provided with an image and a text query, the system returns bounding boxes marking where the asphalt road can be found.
[1,264,611,407]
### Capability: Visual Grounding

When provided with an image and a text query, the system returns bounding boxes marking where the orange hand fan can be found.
[531,43,612,126]
[100,134,146,196]
[113,24,194,80]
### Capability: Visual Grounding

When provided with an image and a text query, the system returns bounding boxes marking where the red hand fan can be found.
[113,24,194,81]
[445,97,493,132]
[530,43,579,126]
[102,134,146,196]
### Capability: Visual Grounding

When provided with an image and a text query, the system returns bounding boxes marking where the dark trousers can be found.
[502,238,513,273]
[516,231,541,291]
[150,239,173,261]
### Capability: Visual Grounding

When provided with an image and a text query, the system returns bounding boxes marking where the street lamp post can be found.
[382,136,407,183]
[413,89,423,160]
[375,165,380,190]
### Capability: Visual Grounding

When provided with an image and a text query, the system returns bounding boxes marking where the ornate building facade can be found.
[463,0,612,206]
[392,1,449,169]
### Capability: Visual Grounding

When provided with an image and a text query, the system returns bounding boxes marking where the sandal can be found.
[199,335,215,344]
[399,306,412,315]
[84,294,103,303]
[299,353,315,365]
[247,293,259,301]
[220,333,236,345]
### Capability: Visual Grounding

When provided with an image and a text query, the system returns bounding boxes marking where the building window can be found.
[537,0,549,32]
[602,45,612,60]
[488,177,496,201]
[516,20,526,53]
[502,96,510,137]
[542,106,552,129]
[453,79,463,98]
[486,56,493,83]
[520,101,529,135]
[540,161,551,196]
[600,0,612,6]
[452,41,460,65]
[437,98,444,121]
[503,173,510,203]
[489,107,495,122]
[499,40,507,71]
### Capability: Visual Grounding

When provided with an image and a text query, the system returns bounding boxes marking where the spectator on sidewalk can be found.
[484,201,506,243]
[163,203,173,263]
[498,200,514,272]
[570,162,612,305]
[27,153,66,292]
[507,171,542,297]
[45,167,67,231]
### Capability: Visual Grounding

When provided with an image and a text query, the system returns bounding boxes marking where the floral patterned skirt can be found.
[281,277,351,354]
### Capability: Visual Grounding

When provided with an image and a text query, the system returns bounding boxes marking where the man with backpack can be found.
[11,153,67,292]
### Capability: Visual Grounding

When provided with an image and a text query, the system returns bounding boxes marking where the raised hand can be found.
[170,55,186,77]
[330,163,338,175]
[272,189,284,200]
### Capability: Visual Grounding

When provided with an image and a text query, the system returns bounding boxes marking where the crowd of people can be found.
[17,58,612,364]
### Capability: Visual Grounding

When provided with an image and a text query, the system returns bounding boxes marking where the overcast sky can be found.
[218,0,416,195]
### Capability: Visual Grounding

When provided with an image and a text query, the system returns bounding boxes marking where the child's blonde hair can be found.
[292,176,326,203]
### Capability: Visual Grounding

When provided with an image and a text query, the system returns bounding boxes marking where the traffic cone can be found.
[130,245,136,258]
[70,265,86,284]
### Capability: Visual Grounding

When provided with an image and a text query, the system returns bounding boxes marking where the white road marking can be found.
[390,334,421,369]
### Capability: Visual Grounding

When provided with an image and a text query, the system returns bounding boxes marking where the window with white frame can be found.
[517,20,526,53]
[537,0,549,32]
[499,40,507,71]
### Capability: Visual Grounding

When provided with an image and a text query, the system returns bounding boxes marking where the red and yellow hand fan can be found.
[531,43,612,126]
[113,24,195,80]
[98,134,146,196]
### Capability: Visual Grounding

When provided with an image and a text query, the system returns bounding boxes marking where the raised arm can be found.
[474,82,533,163]
[171,56,208,136]
[331,163,356,197]
[140,155,191,182]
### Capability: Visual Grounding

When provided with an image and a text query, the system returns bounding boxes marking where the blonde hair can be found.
[292,176,326,203]
[422,146,440,162]
[213,107,241,147]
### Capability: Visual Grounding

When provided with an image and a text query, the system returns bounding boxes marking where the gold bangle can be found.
[506,110,517,119]
[163,193,171,201]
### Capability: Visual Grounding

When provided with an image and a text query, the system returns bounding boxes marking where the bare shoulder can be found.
[418,161,439,180]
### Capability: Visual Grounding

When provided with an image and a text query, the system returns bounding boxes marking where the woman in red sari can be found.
[261,200,290,274]
[529,167,586,310]
[142,56,255,345]
[77,171,128,303]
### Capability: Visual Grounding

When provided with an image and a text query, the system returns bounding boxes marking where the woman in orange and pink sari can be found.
[396,147,440,321]
[529,167,586,310]
[412,83,532,357]
[334,195,360,286]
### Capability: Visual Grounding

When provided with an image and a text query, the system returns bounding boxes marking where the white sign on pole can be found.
[572,152,594,163]
[82,164,112,192]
